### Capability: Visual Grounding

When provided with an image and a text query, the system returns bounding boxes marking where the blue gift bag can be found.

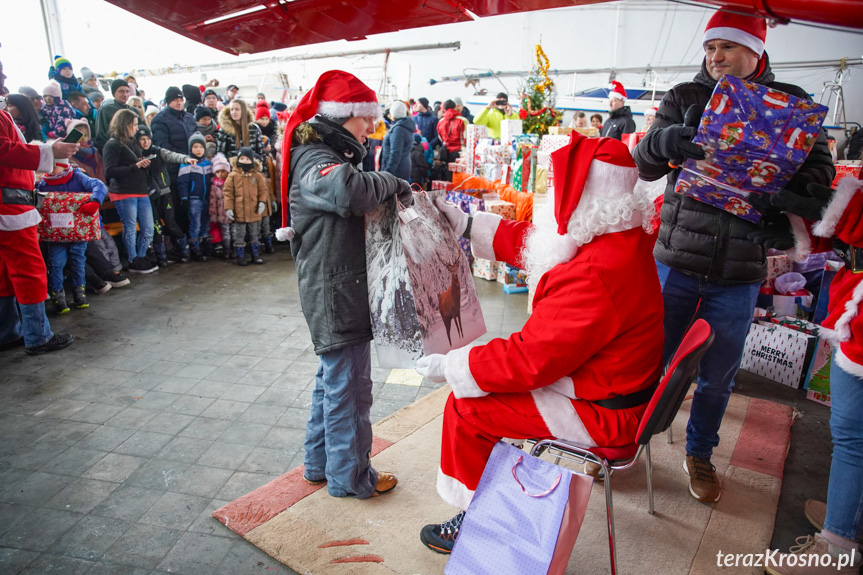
[445,441,593,575]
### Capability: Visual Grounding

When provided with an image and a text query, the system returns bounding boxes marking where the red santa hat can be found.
[703,10,767,57]
[608,81,627,101]
[277,70,381,236]
[644,106,657,118]
[549,132,639,235]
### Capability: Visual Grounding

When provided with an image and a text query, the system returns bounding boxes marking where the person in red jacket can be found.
[766,174,863,574]
[0,59,77,355]
[416,132,664,553]
[436,100,466,160]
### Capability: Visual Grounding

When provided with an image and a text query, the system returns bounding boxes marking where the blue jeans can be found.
[45,242,87,293]
[114,196,155,260]
[0,297,53,348]
[304,341,377,498]
[824,353,863,541]
[656,261,761,459]
[187,198,209,241]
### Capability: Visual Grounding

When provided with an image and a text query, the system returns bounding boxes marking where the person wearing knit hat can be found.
[418,132,663,553]
[18,86,43,112]
[145,105,159,124]
[281,70,411,500]
[599,81,636,140]
[182,84,202,115]
[93,78,135,151]
[79,67,102,99]
[632,9,835,509]
[41,81,76,139]
[88,90,104,111]
[254,102,278,148]
[177,132,214,261]
[110,78,129,98]
[48,55,83,101]
[209,153,233,258]
[149,87,195,161]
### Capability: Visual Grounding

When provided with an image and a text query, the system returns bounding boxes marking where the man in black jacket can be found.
[633,11,834,504]
[600,81,636,140]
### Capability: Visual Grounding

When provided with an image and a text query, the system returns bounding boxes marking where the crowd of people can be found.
[0,8,861,572]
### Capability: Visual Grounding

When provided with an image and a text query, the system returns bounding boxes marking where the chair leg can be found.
[645,442,655,515]
[667,426,673,444]
[602,460,617,575]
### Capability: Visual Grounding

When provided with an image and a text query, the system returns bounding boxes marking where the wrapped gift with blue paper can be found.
[447,191,486,263]
[674,75,828,222]
[503,264,529,294]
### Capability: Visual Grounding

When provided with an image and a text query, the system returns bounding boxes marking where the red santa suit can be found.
[435,133,665,510]
[0,110,54,306]
[813,175,863,377]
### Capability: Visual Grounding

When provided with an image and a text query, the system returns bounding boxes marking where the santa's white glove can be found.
[434,196,468,237]
[257,202,266,214]
[226,209,235,221]
[416,354,446,383]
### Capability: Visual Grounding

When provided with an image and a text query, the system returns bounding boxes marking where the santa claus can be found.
[415,132,665,554]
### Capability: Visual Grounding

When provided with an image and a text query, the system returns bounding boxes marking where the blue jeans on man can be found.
[45,242,87,293]
[114,196,155,260]
[304,341,378,498]
[656,262,761,458]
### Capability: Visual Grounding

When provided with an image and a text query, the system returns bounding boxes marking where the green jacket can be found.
[94,100,141,152]
[474,107,520,139]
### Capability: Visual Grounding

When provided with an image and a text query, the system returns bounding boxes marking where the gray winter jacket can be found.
[288,118,411,354]
[633,55,835,285]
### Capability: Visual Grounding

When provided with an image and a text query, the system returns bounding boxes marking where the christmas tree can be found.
[519,45,562,136]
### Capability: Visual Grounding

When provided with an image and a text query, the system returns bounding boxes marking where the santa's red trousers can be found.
[439,392,557,509]
[0,226,48,305]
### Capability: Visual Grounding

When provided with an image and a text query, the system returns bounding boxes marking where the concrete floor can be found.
[0,249,833,574]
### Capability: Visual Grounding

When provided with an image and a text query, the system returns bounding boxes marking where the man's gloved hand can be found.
[746,211,796,250]
[416,354,446,383]
[433,196,469,236]
[79,201,100,215]
[655,104,705,164]
[745,192,773,215]
[767,180,834,221]
[396,181,414,207]
[257,202,266,214]
[226,209,235,221]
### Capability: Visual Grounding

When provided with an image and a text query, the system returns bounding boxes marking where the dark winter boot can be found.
[250,243,264,265]
[190,240,205,262]
[50,290,70,315]
[153,242,169,268]
[236,246,248,266]
[178,238,191,263]
[201,237,214,261]
[72,285,89,309]
[221,237,232,260]
[263,236,275,254]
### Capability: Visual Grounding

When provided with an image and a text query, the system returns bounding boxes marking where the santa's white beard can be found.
[522,183,656,289]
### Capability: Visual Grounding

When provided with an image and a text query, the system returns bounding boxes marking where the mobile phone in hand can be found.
[63,128,85,143]
[145,154,157,160]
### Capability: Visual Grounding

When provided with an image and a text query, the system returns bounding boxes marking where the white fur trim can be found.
[546,376,579,400]
[443,345,487,399]
[37,143,54,174]
[783,214,812,263]
[834,278,863,343]
[469,211,502,261]
[609,91,625,101]
[817,325,840,347]
[836,349,863,379]
[583,160,639,200]
[275,227,295,241]
[530,387,595,446]
[0,210,42,232]
[704,27,765,57]
[437,468,475,511]
[813,176,862,238]
[317,100,381,119]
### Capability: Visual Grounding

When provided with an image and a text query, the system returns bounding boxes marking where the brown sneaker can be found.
[370,471,398,497]
[764,535,861,575]
[683,456,721,503]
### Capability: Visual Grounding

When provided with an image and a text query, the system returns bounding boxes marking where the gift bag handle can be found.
[397,183,428,211]
[511,455,561,498]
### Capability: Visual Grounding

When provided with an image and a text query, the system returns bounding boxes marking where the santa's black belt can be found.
[590,380,660,410]
[834,239,863,274]
[1,187,38,206]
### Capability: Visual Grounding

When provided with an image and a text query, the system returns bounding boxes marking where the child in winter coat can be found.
[209,154,233,258]
[42,81,76,139]
[224,147,268,266]
[47,55,83,101]
[410,133,431,189]
[67,119,104,182]
[37,157,108,314]
[136,126,195,266]
[177,133,213,261]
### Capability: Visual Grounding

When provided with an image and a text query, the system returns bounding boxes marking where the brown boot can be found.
[683,455,721,503]
[370,471,398,497]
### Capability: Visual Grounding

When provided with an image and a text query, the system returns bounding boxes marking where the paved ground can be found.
[0,249,832,574]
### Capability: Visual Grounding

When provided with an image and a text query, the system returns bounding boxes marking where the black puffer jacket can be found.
[288,118,411,354]
[600,106,636,140]
[103,138,149,197]
[633,55,835,285]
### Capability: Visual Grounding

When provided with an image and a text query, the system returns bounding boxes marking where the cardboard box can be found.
[548,126,573,135]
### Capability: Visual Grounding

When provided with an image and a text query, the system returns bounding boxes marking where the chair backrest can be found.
[635,319,714,444]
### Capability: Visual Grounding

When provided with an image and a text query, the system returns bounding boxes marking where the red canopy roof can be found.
[105,0,862,56]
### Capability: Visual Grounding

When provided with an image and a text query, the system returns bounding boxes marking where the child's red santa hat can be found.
[608,81,627,101]
[276,70,380,240]
[703,10,767,57]
[549,131,639,235]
